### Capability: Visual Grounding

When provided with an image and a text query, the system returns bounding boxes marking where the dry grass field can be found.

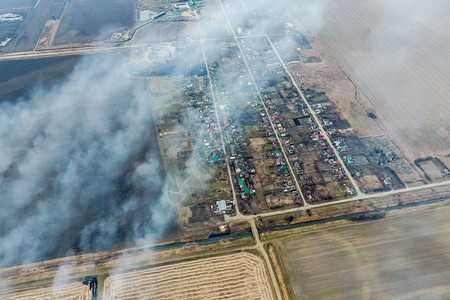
[289,0,450,163]
[103,252,275,300]
[0,282,92,300]
[274,205,450,299]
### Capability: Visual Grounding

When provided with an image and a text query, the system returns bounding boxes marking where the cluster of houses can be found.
[241,36,358,201]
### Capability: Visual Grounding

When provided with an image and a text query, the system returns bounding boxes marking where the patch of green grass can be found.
[290,135,303,145]
[167,103,182,112]
[309,92,329,104]
[246,124,264,138]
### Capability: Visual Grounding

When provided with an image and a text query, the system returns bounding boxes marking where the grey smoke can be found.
[0,53,175,268]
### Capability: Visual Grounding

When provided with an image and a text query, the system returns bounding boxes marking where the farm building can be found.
[214,200,233,214]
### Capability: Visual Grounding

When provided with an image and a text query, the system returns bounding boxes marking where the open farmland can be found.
[0,0,65,53]
[0,282,92,300]
[54,0,135,45]
[290,0,450,163]
[103,252,275,300]
[273,205,450,299]
[0,0,37,10]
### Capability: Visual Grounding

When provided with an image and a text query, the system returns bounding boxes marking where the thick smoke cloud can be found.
[0,54,175,268]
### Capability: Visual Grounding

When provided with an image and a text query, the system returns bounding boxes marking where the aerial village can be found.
[131,0,450,233]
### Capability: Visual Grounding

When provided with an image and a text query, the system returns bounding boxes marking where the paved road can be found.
[0,40,191,61]
[226,179,450,222]
[0,47,126,61]
[0,36,270,62]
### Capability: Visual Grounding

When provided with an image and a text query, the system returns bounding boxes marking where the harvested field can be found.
[137,0,173,10]
[274,205,450,299]
[290,0,450,160]
[132,22,183,44]
[0,0,66,53]
[1,282,92,300]
[103,252,275,300]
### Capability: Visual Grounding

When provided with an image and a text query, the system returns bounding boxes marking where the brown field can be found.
[287,38,383,140]
[0,236,257,300]
[103,252,275,300]
[289,0,450,162]
[358,175,383,191]
[273,205,450,299]
[265,194,295,208]
[249,137,266,154]
[0,282,92,300]
[418,159,447,181]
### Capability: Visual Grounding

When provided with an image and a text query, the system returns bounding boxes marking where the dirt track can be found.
[103,252,275,300]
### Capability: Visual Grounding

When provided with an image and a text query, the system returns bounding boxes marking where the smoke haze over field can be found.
[0,54,175,268]
[291,0,450,156]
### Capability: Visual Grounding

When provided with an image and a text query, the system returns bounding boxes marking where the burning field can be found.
[102,252,275,300]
